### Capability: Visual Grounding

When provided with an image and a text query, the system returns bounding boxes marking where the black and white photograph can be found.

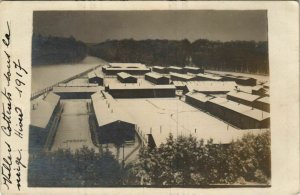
[27,10,272,187]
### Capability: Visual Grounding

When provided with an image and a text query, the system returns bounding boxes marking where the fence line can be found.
[31,65,101,100]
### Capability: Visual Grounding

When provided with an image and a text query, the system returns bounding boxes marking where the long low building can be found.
[168,66,184,74]
[235,76,257,86]
[58,83,99,87]
[196,73,223,81]
[185,92,214,111]
[88,71,104,85]
[185,81,237,94]
[102,63,151,75]
[152,66,169,74]
[91,92,136,144]
[109,62,146,68]
[222,74,257,86]
[170,72,196,81]
[183,66,204,74]
[53,86,103,99]
[253,96,270,112]
[107,84,176,98]
[30,93,61,153]
[117,72,137,83]
[206,97,270,129]
[227,91,260,107]
[145,72,170,84]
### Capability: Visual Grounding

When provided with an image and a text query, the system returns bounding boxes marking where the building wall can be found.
[206,101,269,129]
[185,95,207,111]
[103,68,150,75]
[184,68,204,74]
[227,95,254,107]
[170,75,194,82]
[54,92,96,99]
[88,77,103,86]
[29,103,60,154]
[152,67,168,74]
[108,88,176,98]
[194,75,222,82]
[145,75,170,85]
[117,75,137,83]
[147,134,156,149]
[29,126,49,154]
[235,78,257,86]
[253,101,270,112]
[168,68,184,74]
[96,121,136,144]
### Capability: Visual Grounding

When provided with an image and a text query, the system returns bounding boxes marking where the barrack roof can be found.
[145,72,168,79]
[108,83,176,90]
[44,92,60,106]
[186,92,214,103]
[186,81,237,93]
[208,97,270,121]
[170,72,195,80]
[31,92,60,129]
[88,71,104,79]
[53,86,102,93]
[236,76,256,81]
[227,91,260,102]
[109,63,146,68]
[256,96,270,104]
[104,67,150,71]
[196,73,223,80]
[58,83,99,87]
[91,92,135,126]
[153,66,166,70]
[184,66,201,70]
[117,72,135,79]
[169,66,183,70]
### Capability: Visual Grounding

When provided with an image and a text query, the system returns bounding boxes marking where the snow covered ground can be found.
[51,99,99,152]
[117,98,268,146]
[32,56,107,93]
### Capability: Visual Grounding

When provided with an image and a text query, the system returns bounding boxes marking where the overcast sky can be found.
[33,10,268,43]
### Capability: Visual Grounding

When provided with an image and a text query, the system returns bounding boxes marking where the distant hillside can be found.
[32,34,87,66]
[88,39,269,74]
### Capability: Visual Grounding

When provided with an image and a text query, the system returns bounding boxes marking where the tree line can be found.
[88,39,269,74]
[32,34,87,66]
[28,131,270,187]
[31,35,269,74]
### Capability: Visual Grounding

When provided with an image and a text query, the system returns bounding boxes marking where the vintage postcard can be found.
[0,1,299,195]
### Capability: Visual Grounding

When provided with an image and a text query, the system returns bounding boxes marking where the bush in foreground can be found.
[124,131,271,186]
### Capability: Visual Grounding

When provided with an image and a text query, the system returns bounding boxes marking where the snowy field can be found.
[51,99,99,152]
[117,98,267,145]
[32,56,107,92]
